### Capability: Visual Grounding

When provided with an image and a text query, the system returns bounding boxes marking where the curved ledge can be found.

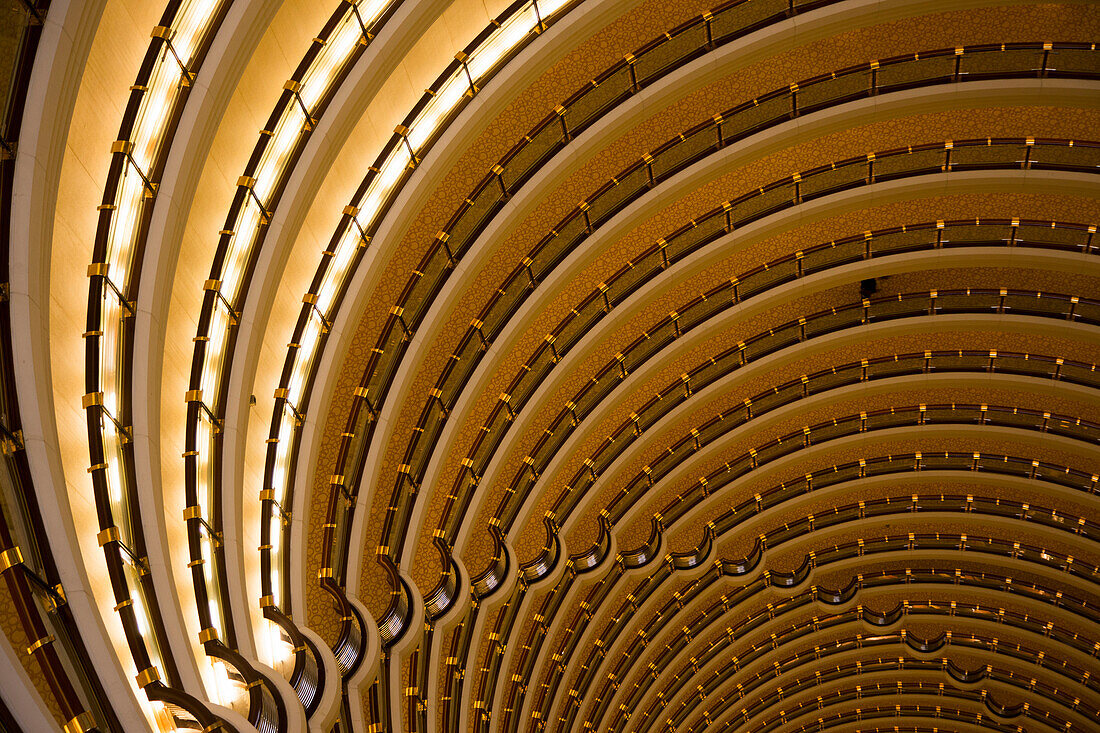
[424,535,464,620]
[398,101,1100,576]
[321,2,1095,603]
[495,445,1100,729]
[453,175,1100,560]
[375,554,417,649]
[469,328,1100,728]
[518,358,1100,577]
[502,288,1100,564]
[608,403,1100,542]
[518,516,562,585]
[566,514,614,575]
[517,442,1100,721]
[445,170,1100,566]
[591,556,1100,732]
[588,565,1100,732]
[618,515,664,571]
[538,281,1100,539]
[645,629,1088,733]
[595,566,1100,732]
[702,678,1087,733]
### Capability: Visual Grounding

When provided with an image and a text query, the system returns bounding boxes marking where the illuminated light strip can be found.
[246,0,579,658]
[84,0,240,729]
[181,0,399,702]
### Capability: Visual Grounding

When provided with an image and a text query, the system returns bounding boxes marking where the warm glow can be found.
[253,0,577,637]
[148,699,175,732]
[79,0,578,723]
[467,5,537,80]
[357,145,412,227]
[406,69,469,150]
[171,0,574,701]
[88,0,230,723]
[211,660,245,708]
[263,620,293,665]
[537,0,571,15]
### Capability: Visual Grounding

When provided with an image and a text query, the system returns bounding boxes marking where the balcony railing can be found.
[328,44,1099,599]
[379,134,1100,645]
[616,395,1098,529]
[513,546,1097,732]
[310,0,874,620]
[319,19,1097,667]
[438,286,1100,730]
[295,23,1100,724]
[533,485,1099,729]
[511,283,1099,557]
[604,569,1097,732]
[437,236,1099,731]
[182,0,403,716]
[478,217,1097,539]
[473,445,1100,732]
[567,538,1095,732]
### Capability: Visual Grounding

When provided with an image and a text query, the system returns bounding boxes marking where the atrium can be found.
[1,0,1098,731]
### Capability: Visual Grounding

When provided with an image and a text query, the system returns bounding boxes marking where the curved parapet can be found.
[620,515,665,571]
[519,516,563,585]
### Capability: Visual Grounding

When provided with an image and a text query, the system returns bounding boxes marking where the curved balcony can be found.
[444,308,1099,730]
[8,0,1096,729]
[432,156,1100,592]
[322,23,1099,658]
[588,551,1098,732]
[673,651,1087,731]
[301,22,1098,723]
[678,654,1086,732]
[528,497,1095,726]
[518,516,561,583]
[498,217,1100,535]
[481,444,1100,730]
[507,266,1098,571]
[317,0,897,607]
[519,285,1096,529]
[0,2,126,730]
[614,400,1097,529]
[505,443,1100,731]
[706,680,1078,732]
[365,46,1099,560]
[469,525,511,600]
[595,561,1099,731]
[518,404,1100,719]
